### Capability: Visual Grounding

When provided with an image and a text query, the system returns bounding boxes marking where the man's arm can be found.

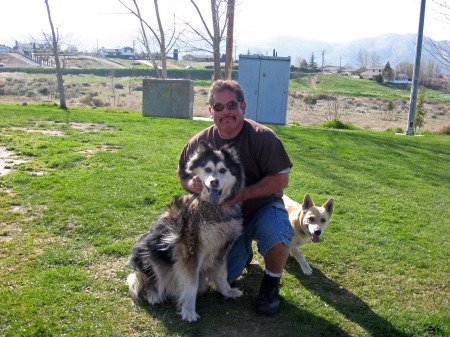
[223,172,289,206]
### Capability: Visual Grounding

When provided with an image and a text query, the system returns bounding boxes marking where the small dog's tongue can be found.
[311,235,320,243]
[209,189,220,205]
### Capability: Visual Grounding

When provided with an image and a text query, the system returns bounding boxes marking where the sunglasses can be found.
[212,100,240,112]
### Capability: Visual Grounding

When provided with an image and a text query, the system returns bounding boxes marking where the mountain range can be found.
[243,33,443,68]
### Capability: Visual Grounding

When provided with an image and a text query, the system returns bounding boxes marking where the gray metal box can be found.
[142,79,194,119]
[238,55,290,125]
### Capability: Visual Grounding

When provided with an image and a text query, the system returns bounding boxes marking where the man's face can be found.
[209,89,246,138]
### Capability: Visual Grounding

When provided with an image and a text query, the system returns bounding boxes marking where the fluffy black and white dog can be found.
[127,141,245,322]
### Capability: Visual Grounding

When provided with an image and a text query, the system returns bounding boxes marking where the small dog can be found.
[282,194,334,275]
[127,141,245,322]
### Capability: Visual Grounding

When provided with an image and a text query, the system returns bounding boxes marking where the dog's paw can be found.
[180,308,200,322]
[301,264,313,275]
[223,288,243,298]
[146,291,163,305]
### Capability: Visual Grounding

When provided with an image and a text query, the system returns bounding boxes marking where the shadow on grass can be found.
[285,259,410,337]
[136,263,351,337]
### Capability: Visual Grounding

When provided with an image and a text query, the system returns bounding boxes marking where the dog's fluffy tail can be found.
[127,271,149,300]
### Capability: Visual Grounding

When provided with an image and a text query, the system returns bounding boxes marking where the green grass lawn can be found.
[289,74,448,103]
[0,104,449,336]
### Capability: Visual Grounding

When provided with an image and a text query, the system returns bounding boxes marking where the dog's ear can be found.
[323,197,334,215]
[197,141,212,154]
[302,194,314,210]
[186,141,213,174]
[221,143,240,163]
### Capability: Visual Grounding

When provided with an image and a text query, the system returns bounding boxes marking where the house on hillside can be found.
[20,43,53,58]
[391,73,412,84]
[98,47,134,59]
[182,54,214,62]
[344,68,359,76]
[360,66,384,80]
[0,45,9,53]
[323,66,341,73]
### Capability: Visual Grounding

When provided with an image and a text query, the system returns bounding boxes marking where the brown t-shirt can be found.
[177,119,293,225]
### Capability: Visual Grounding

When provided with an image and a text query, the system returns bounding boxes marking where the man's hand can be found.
[222,173,289,207]
[181,175,203,194]
[190,176,203,194]
[222,190,248,207]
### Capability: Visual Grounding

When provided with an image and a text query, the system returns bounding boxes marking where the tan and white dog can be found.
[283,194,334,275]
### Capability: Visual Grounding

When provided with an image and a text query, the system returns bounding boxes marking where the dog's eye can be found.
[219,168,227,174]
[308,217,315,222]
[205,168,212,173]
[320,218,326,223]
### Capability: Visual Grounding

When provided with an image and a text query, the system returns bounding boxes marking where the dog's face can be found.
[301,194,334,243]
[187,141,244,205]
[197,159,237,204]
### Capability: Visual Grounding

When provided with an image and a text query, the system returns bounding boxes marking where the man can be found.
[177,80,294,315]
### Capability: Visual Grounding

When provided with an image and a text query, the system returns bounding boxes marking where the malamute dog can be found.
[283,194,334,275]
[127,141,245,322]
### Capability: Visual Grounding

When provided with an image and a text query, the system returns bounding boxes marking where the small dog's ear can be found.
[302,194,314,210]
[323,198,334,215]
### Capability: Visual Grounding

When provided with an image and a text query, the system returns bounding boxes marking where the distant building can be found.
[98,47,134,59]
[182,54,214,62]
[20,43,53,58]
[360,66,384,80]
[344,68,359,76]
[0,45,8,53]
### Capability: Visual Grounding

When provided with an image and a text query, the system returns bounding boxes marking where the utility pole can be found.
[225,0,235,80]
[406,0,426,135]
[321,50,326,73]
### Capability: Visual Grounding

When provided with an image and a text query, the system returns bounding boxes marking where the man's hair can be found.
[208,80,245,106]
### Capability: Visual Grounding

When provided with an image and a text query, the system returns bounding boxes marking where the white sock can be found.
[265,269,282,278]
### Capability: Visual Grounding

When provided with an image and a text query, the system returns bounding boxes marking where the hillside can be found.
[246,33,443,68]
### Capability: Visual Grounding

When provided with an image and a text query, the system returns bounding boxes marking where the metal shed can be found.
[238,55,291,125]
[142,79,194,119]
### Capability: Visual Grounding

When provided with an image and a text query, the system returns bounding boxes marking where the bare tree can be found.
[396,62,415,77]
[423,0,449,72]
[119,0,182,79]
[44,0,66,109]
[369,51,381,67]
[183,0,230,80]
[357,49,369,69]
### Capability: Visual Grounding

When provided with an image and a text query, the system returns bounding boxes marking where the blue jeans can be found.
[227,202,295,282]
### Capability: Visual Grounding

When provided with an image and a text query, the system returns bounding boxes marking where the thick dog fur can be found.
[127,142,245,322]
[283,194,334,275]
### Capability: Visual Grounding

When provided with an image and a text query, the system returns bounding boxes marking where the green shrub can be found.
[438,123,450,135]
[322,119,356,129]
[92,97,104,107]
[79,92,99,105]
[38,87,50,95]
[303,94,317,105]
[25,90,36,97]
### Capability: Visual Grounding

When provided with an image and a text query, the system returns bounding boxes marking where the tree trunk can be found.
[44,0,66,109]
[132,0,161,78]
[224,0,234,80]
[211,0,222,80]
[154,0,167,78]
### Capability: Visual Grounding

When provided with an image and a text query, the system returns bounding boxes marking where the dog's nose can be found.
[210,179,219,187]
[314,229,322,236]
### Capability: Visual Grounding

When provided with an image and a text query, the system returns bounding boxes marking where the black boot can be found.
[256,273,280,315]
